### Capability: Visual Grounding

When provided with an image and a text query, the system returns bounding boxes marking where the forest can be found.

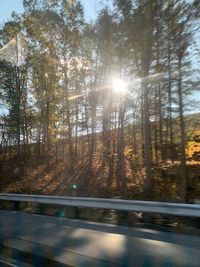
[0,0,199,203]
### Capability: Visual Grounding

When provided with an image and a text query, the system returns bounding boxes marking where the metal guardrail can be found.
[0,193,200,217]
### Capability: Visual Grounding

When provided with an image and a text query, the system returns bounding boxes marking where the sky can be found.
[0,0,24,24]
[0,0,111,24]
[0,0,199,113]
[0,0,112,113]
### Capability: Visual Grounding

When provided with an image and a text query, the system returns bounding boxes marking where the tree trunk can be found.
[177,55,186,202]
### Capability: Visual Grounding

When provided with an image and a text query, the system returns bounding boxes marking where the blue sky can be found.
[0,0,24,24]
[0,0,110,114]
[0,0,199,113]
[0,0,111,24]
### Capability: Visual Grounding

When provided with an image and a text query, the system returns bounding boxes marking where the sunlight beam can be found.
[112,78,127,94]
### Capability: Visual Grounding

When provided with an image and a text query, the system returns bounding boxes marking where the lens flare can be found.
[112,78,127,94]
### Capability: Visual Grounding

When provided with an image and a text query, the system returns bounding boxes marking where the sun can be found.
[112,78,127,94]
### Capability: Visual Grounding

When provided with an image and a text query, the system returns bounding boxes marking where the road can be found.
[0,210,200,266]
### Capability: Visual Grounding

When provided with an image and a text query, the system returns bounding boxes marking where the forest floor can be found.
[1,155,200,202]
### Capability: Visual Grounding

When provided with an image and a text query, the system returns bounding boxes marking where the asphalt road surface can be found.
[0,210,200,267]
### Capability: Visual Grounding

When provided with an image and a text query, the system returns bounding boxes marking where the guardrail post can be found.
[13,201,20,211]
